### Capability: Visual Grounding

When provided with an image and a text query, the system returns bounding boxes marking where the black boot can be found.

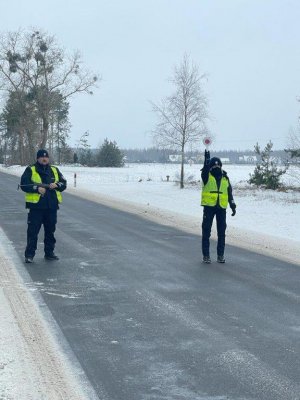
[217,255,225,263]
[44,253,59,261]
[25,257,34,263]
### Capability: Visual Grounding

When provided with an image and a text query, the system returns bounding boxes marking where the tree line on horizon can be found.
[121,147,289,164]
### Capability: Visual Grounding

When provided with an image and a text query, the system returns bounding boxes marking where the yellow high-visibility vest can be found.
[201,173,229,209]
[25,166,62,204]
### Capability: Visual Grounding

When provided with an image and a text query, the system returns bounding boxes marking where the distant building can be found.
[238,155,257,163]
[220,157,230,164]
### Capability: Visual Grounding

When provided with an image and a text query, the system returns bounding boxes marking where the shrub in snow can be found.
[249,141,287,190]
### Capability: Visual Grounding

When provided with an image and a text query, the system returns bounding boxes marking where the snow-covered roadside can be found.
[1,163,300,265]
[0,227,95,400]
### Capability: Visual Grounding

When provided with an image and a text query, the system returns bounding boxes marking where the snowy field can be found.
[2,163,299,245]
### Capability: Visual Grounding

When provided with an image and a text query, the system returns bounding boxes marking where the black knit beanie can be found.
[36,149,49,159]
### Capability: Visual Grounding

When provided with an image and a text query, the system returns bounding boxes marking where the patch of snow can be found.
[80,261,90,266]
[43,291,81,299]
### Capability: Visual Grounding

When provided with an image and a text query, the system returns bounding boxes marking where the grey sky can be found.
[1,0,300,150]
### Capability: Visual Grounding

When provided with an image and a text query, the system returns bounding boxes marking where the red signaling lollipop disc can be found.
[203,137,212,147]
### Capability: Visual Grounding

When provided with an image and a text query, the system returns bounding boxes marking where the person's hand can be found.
[230,203,236,216]
[38,187,46,195]
[204,149,210,165]
[49,183,58,189]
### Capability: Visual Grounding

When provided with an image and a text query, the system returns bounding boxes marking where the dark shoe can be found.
[25,257,34,263]
[217,255,226,263]
[203,256,211,264]
[44,253,59,261]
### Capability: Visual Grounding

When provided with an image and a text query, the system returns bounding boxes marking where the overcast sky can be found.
[1,0,300,150]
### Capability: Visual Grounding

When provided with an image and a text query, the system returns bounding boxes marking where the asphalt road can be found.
[1,171,300,400]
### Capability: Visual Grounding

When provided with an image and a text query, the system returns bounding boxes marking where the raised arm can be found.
[201,150,211,185]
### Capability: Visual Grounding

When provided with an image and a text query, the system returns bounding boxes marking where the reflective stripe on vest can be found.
[25,166,62,204]
[201,173,229,209]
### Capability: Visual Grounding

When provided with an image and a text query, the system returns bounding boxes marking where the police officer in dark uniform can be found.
[201,150,236,264]
[20,150,67,263]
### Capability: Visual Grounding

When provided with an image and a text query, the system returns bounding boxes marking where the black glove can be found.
[230,202,236,216]
[204,149,210,165]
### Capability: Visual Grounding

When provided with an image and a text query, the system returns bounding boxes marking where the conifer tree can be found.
[249,141,287,189]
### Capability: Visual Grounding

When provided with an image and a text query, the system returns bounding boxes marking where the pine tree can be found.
[249,141,287,189]
[96,139,124,167]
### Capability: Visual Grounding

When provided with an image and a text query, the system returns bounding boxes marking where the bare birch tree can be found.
[151,54,209,188]
[0,28,99,154]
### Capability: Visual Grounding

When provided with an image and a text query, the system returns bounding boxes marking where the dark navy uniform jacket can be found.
[20,162,67,209]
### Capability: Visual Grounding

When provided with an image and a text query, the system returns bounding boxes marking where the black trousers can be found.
[25,209,57,258]
[202,206,227,257]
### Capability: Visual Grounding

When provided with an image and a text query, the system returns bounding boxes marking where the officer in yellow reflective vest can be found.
[20,150,67,263]
[201,150,236,264]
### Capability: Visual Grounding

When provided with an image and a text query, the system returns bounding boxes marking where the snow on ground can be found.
[0,227,95,400]
[1,162,300,266]
[0,162,299,396]
[2,162,299,244]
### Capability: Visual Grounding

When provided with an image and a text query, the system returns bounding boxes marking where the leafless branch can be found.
[151,54,209,187]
